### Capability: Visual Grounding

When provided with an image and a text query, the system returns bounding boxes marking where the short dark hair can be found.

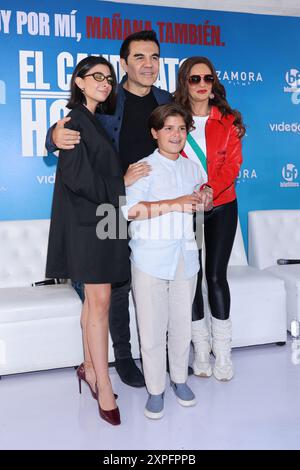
[120,30,160,62]
[148,103,194,133]
[67,56,117,114]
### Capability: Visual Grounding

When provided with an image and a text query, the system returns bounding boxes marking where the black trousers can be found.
[192,199,238,321]
[72,275,132,360]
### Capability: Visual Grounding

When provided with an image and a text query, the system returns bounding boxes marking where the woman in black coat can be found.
[46,56,149,425]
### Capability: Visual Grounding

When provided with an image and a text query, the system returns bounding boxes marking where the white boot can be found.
[211,317,233,381]
[192,319,212,378]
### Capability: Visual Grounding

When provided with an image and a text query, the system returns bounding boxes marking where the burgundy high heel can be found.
[77,363,97,400]
[96,384,121,426]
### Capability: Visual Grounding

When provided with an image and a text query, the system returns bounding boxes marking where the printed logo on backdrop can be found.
[11,9,83,158]
[36,174,56,185]
[86,14,225,47]
[284,69,300,105]
[7,8,226,158]
[236,168,258,184]
[284,69,300,92]
[280,164,299,188]
[269,122,300,133]
[217,70,263,86]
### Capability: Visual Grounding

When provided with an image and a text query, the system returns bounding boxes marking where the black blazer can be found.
[46,105,129,284]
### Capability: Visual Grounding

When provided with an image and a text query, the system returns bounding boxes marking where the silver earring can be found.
[81,88,85,92]
[209,93,214,99]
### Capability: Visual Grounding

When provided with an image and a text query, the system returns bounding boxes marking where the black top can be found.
[46,104,130,284]
[119,89,158,172]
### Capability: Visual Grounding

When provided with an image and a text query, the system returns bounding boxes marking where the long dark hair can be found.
[67,56,117,114]
[174,56,245,137]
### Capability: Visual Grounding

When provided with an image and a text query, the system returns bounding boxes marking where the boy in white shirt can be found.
[122,103,212,419]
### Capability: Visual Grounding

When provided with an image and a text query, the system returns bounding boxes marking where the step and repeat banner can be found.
[0,0,299,243]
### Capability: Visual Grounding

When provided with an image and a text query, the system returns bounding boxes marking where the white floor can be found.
[0,338,299,450]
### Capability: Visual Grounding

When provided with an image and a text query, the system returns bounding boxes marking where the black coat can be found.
[46,104,130,284]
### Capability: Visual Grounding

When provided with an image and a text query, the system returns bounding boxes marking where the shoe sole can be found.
[177,397,197,407]
[144,409,164,420]
[192,362,212,378]
[194,370,212,379]
[213,372,234,382]
[170,383,197,407]
[194,371,212,378]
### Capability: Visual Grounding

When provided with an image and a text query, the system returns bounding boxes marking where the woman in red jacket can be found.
[174,56,245,381]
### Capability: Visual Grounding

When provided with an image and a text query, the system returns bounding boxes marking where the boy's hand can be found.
[194,187,213,211]
[173,194,203,213]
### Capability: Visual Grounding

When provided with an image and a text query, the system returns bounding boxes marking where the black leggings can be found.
[192,199,238,321]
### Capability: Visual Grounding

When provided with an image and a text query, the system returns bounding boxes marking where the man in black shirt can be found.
[119,88,158,173]
[46,31,172,388]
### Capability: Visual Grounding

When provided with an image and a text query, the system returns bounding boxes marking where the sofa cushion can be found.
[228,266,286,289]
[0,285,81,324]
[267,265,300,284]
[0,219,50,288]
[266,265,300,326]
[248,210,300,269]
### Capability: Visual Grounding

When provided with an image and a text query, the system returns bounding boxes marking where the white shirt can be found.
[183,115,208,183]
[122,149,204,280]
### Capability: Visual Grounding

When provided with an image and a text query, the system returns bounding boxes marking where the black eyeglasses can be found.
[188,74,214,85]
[83,72,115,86]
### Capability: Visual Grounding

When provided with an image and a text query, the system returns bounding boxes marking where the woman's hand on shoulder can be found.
[124,162,151,187]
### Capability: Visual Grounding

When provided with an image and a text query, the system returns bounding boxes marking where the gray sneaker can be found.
[144,393,164,419]
[170,382,196,407]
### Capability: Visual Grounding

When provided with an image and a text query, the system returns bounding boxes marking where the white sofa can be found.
[248,210,300,331]
[0,216,287,378]
[0,219,140,376]
[202,221,287,347]
[0,219,84,376]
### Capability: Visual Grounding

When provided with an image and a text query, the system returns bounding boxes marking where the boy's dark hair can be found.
[67,56,117,114]
[120,30,160,62]
[148,103,194,133]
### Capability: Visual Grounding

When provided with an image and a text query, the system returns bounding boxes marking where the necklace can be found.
[193,107,210,117]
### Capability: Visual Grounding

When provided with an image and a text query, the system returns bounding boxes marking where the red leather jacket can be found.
[205,106,243,207]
